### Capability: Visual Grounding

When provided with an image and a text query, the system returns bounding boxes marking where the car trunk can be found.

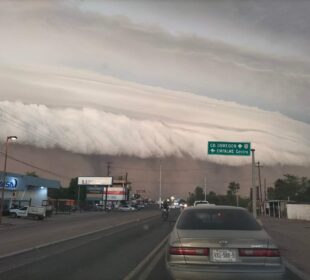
[175,229,273,266]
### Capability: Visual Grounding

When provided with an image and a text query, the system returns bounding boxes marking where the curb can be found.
[0,213,159,260]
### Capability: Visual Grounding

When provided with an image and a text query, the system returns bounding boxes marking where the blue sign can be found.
[0,177,18,190]
[87,186,104,194]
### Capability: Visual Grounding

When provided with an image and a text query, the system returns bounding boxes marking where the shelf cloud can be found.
[0,1,309,167]
[0,66,309,166]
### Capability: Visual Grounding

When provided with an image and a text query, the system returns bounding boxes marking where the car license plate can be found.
[211,249,237,262]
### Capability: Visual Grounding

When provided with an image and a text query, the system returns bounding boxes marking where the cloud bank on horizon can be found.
[0,0,309,166]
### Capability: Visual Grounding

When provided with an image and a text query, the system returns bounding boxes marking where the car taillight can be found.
[169,246,209,256]
[239,248,281,257]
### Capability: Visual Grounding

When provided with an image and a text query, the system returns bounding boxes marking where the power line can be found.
[0,151,70,180]
[113,165,229,173]
[129,178,252,185]
[0,149,253,184]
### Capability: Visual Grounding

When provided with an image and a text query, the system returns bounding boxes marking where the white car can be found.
[118,205,137,212]
[9,206,46,220]
[194,200,210,206]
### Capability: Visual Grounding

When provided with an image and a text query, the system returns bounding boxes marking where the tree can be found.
[25,171,39,177]
[187,186,250,208]
[227,181,240,196]
[48,177,86,201]
[268,174,310,203]
[186,186,205,206]
[67,177,86,201]
[227,181,240,206]
[194,186,205,201]
[206,191,220,205]
[187,192,196,206]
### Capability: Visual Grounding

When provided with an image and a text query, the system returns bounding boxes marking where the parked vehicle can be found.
[166,205,285,280]
[94,204,112,211]
[132,203,145,210]
[118,205,137,212]
[9,206,46,220]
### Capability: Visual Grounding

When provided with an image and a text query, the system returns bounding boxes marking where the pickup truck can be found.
[9,206,46,220]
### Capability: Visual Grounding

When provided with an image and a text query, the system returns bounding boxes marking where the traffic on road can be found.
[0,202,307,280]
[0,2,309,280]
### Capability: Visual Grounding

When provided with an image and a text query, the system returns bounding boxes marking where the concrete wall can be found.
[23,187,48,206]
[287,204,310,221]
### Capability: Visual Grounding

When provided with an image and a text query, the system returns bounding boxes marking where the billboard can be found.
[78,177,112,185]
[87,187,126,201]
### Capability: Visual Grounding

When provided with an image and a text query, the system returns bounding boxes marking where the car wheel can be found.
[10,213,17,218]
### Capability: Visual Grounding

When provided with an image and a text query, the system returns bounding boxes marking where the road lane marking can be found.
[0,213,159,260]
[283,258,309,280]
[138,245,166,280]
[124,234,169,280]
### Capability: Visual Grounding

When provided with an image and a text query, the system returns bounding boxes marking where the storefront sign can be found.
[87,187,126,201]
[78,177,112,185]
[0,177,18,190]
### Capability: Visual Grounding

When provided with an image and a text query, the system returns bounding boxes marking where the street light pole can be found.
[0,136,18,224]
[159,161,162,208]
[204,176,207,201]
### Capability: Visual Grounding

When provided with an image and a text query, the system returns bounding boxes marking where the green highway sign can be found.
[208,141,251,156]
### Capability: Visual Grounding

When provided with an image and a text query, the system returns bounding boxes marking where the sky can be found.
[0,0,310,167]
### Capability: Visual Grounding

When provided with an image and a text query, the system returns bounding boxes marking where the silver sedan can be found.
[166,205,285,280]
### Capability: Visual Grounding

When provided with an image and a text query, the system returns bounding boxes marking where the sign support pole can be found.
[104,185,108,211]
[78,185,81,212]
[251,149,257,219]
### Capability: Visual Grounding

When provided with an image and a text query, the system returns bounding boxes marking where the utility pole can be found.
[0,136,18,224]
[256,161,263,215]
[106,161,112,176]
[105,161,112,212]
[251,149,257,219]
[264,177,267,201]
[77,184,81,212]
[125,172,129,201]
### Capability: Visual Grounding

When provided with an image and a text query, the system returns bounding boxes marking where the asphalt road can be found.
[147,252,302,280]
[0,210,304,280]
[0,208,159,257]
[0,214,172,280]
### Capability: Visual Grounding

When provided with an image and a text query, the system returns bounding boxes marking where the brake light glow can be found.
[239,249,281,257]
[169,246,209,256]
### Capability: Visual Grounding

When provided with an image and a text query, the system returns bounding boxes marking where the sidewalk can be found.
[0,209,159,258]
[260,216,310,279]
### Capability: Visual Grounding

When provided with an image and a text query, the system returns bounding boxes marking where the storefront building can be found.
[0,172,61,212]
[86,178,131,206]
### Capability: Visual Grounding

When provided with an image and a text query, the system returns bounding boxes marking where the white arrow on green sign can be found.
[208,141,251,156]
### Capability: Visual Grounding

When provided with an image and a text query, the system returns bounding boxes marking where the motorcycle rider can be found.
[161,199,170,220]
[162,199,169,210]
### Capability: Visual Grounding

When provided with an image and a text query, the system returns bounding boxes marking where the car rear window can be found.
[177,209,262,230]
